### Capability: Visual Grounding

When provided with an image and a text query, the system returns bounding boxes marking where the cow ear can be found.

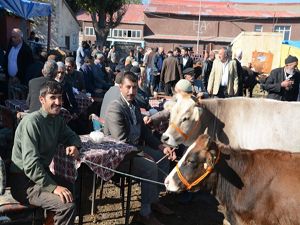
[205,141,218,168]
[193,106,203,121]
[163,100,176,111]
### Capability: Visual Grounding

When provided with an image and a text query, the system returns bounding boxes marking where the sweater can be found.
[10,109,81,192]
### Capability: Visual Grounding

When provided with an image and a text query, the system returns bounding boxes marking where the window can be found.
[85,27,95,36]
[118,30,122,37]
[132,31,136,38]
[110,29,142,39]
[123,30,127,37]
[254,25,263,32]
[274,25,291,40]
[113,29,118,37]
[108,29,112,37]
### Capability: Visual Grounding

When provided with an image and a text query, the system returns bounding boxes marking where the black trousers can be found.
[215,85,228,98]
[164,80,177,96]
[10,171,76,225]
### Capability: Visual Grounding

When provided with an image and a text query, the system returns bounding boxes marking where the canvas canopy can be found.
[280,40,300,67]
[0,0,51,19]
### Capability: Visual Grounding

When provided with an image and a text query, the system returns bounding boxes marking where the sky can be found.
[142,0,300,3]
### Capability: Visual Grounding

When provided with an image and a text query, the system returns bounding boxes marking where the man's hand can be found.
[53,186,73,203]
[281,79,294,90]
[159,144,177,161]
[66,146,79,159]
[143,116,152,125]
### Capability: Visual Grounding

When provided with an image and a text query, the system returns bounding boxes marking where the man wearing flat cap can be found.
[264,55,299,101]
[183,67,207,96]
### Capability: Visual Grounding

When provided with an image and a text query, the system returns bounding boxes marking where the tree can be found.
[74,0,142,47]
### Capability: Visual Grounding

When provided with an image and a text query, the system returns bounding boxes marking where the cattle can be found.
[165,134,300,225]
[161,95,300,152]
[242,66,259,97]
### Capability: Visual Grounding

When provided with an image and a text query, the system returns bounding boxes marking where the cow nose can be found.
[161,134,169,143]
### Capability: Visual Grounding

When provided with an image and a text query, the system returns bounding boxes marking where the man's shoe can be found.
[151,202,174,215]
[134,213,165,225]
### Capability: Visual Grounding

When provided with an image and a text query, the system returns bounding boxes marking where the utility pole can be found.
[196,0,202,54]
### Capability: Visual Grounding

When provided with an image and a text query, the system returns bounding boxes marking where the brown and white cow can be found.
[165,134,300,225]
[161,95,300,152]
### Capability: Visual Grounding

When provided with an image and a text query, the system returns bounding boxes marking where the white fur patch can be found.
[165,142,195,192]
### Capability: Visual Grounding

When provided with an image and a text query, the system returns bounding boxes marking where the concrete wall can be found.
[55,0,79,51]
[231,32,284,70]
[32,0,79,51]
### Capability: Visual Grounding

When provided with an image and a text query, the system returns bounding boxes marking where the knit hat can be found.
[285,55,298,65]
[175,79,193,93]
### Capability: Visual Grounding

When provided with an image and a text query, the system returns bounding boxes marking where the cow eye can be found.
[182,117,189,122]
[187,159,195,165]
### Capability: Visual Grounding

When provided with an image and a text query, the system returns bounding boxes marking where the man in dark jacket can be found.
[234,49,245,96]
[264,55,299,101]
[201,51,215,90]
[5,28,33,86]
[153,47,165,94]
[180,47,193,71]
[27,60,58,112]
[104,72,176,225]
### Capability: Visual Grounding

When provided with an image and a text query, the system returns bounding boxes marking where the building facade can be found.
[144,0,300,55]
[77,4,145,49]
[76,1,300,57]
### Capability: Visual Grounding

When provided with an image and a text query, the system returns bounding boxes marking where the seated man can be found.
[27,60,57,112]
[130,66,151,111]
[104,72,176,225]
[55,61,79,116]
[64,57,86,92]
[99,72,123,120]
[183,67,208,98]
[10,81,82,225]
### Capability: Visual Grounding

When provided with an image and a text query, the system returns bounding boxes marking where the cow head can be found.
[164,134,219,192]
[161,93,203,147]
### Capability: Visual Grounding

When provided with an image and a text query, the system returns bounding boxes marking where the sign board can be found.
[251,51,273,74]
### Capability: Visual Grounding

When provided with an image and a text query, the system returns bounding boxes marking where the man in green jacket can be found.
[10,80,81,225]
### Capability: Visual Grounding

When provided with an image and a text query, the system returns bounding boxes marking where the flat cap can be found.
[130,66,141,75]
[285,55,298,64]
[183,67,195,76]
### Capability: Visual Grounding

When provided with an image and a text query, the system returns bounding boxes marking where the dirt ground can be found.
[77,181,224,225]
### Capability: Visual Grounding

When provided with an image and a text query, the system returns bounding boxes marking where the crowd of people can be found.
[0,27,299,225]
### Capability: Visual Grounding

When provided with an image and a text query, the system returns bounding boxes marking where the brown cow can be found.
[165,134,300,225]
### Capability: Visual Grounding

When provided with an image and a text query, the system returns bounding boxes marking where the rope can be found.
[82,158,165,186]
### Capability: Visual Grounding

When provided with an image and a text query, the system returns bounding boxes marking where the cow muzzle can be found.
[161,132,179,147]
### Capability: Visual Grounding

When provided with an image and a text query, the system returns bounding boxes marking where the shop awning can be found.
[0,0,51,19]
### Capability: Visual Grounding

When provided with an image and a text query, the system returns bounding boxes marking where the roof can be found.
[282,40,300,49]
[145,0,300,19]
[76,4,144,25]
[144,34,233,43]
